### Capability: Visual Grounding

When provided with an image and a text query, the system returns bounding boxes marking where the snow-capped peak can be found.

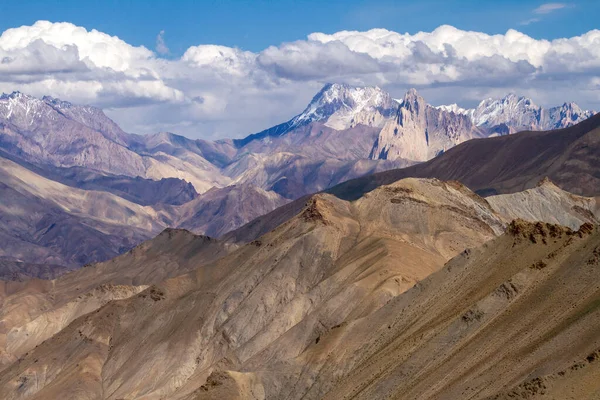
[470,93,540,127]
[434,93,594,132]
[0,91,48,121]
[435,103,468,115]
[291,83,397,130]
[0,91,40,103]
[42,95,74,109]
[0,92,129,145]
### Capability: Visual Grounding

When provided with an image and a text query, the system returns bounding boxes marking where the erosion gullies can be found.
[1,178,600,398]
[271,221,600,400]
[1,80,600,399]
[0,228,231,372]
[0,178,506,399]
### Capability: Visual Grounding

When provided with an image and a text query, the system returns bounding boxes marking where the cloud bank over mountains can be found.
[1,20,599,139]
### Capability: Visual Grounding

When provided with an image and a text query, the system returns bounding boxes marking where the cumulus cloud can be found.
[0,20,599,139]
[155,30,169,55]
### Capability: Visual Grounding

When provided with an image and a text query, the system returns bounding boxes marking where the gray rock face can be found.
[467,94,596,133]
[370,89,485,162]
[329,112,600,201]
[369,91,595,162]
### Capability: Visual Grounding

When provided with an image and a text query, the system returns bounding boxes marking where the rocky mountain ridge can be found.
[1,86,594,195]
[0,85,596,272]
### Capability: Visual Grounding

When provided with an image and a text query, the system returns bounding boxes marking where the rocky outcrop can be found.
[370,89,483,161]
[329,112,600,200]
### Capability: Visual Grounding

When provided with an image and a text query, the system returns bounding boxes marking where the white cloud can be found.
[0,20,599,140]
[534,3,567,14]
[156,30,169,55]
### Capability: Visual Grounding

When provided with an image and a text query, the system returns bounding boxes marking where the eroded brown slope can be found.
[0,229,231,372]
[245,221,600,400]
[0,178,504,399]
[487,178,600,230]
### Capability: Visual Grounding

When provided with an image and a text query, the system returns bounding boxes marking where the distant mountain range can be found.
[1,85,594,195]
[0,84,596,270]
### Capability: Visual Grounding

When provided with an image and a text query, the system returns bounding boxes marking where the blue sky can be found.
[1,0,597,55]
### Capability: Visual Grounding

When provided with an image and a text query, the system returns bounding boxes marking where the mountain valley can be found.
[2,9,600,400]
[0,79,599,398]
[0,84,595,272]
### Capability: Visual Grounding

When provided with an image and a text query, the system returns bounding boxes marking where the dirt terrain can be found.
[0,178,598,399]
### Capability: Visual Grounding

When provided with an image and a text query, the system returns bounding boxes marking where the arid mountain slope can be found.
[175,184,288,238]
[0,92,231,193]
[1,86,596,276]
[488,178,600,229]
[0,178,505,399]
[0,259,71,281]
[261,221,599,400]
[0,149,198,206]
[2,86,593,200]
[225,151,409,200]
[225,114,600,246]
[330,112,600,200]
[0,156,169,267]
[0,154,287,273]
[0,228,231,372]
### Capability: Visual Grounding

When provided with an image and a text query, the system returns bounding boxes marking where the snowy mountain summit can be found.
[235,83,397,146]
[437,93,596,134]
[292,83,397,130]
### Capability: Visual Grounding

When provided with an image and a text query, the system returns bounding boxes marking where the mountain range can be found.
[0,84,596,271]
[1,79,600,399]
